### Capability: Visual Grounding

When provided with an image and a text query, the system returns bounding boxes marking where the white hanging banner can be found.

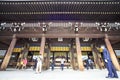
[58,37,63,42]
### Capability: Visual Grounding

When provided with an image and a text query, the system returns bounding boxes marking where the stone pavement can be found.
[0,68,119,80]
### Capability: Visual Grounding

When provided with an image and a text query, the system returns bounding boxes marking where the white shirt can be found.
[37,56,43,64]
[61,58,65,64]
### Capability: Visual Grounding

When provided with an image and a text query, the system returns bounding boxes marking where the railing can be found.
[13,46,103,52]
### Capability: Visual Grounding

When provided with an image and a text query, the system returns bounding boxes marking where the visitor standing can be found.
[61,57,65,71]
[36,54,43,73]
[102,46,118,78]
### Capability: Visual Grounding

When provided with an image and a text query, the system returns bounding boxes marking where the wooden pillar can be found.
[66,52,69,68]
[104,34,120,71]
[0,34,17,70]
[40,35,46,57]
[92,51,99,68]
[52,52,55,61]
[44,55,47,70]
[46,50,49,69]
[73,53,76,70]
[91,44,101,69]
[75,37,84,71]
[70,45,75,69]
[66,52,69,63]
[45,47,50,69]
[39,35,46,70]
[47,44,51,68]
[46,50,50,69]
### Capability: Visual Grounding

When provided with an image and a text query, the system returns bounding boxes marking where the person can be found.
[51,60,55,71]
[88,58,94,69]
[86,58,94,70]
[85,59,89,70]
[102,46,118,78]
[36,54,43,73]
[60,57,65,71]
[33,58,37,70]
[22,57,28,69]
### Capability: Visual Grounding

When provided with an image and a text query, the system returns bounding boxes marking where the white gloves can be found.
[105,59,108,63]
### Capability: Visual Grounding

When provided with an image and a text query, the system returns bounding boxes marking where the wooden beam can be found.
[14,33,105,38]
[75,37,84,71]
[0,36,12,39]
[111,40,120,45]
[0,34,17,70]
[0,33,120,40]
[105,34,120,71]
[0,41,9,47]
[1,33,120,39]
[108,36,120,40]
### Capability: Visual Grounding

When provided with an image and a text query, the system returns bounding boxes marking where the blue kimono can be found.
[103,48,118,78]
